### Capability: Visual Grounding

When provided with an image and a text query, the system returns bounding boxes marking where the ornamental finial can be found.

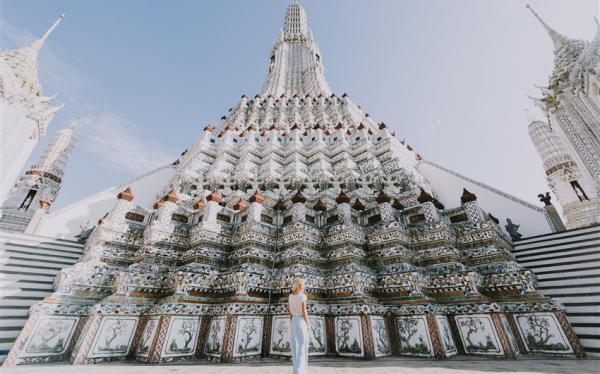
[69,117,81,130]
[24,14,65,59]
[525,5,567,48]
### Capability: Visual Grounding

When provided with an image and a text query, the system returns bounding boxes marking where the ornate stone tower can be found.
[0,14,64,205]
[3,2,584,367]
[526,5,600,229]
[0,121,77,232]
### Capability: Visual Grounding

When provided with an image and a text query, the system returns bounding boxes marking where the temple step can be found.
[0,230,83,364]
[514,225,600,357]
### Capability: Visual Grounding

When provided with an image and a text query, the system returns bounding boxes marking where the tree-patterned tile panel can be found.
[205,316,226,357]
[308,316,326,356]
[499,314,519,355]
[396,316,433,357]
[136,317,160,357]
[335,316,363,357]
[514,313,573,354]
[161,316,200,358]
[435,315,456,357]
[455,314,503,356]
[87,317,138,359]
[370,316,391,357]
[22,316,79,358]
[233,316,263,357]
[270,316,291,356]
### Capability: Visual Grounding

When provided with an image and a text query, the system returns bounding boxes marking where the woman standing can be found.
[289,278,309,374]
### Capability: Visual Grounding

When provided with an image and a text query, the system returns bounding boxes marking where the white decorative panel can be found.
[396,316,433,357]
[514,313,573,354]
[499,314,519,355]
[308,316,326,356]
[234,316,263,357]
[23,316,79,357]
[335,316,363,357]
[89,317,138,358]
[162,316,200,358]
[270,316,291,356]
[205,316,226,357]
[455,314,503,356]
[435,315,456,356]
[136,317,160,357]
[370,316,391,357]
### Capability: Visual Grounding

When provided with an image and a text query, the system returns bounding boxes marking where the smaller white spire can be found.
[22,13,64,60]
[526,5,567,49]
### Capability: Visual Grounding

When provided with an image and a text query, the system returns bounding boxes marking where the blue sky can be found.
[1,0,598,210]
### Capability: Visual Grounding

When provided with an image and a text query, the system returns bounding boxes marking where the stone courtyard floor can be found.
[2,357,599,374]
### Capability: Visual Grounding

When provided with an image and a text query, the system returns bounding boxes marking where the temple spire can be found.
[261,1,331,97]
[22,14,64,60]
[526,5,568,49]
[283,0,309,37]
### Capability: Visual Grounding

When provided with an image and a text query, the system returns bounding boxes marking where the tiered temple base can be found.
[4,298,584,366]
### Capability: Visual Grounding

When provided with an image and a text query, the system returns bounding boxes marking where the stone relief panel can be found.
[162,316,200,358]
[270,316,291,356]
[396,316,433,357]
[514,313,573,354]
[435,315,457,356]
[205,316,226,357]
[23,316,79,357]
[370,316,391,357]
[335,316,363,357]
[455,314,503,356]
[136,317,159,357]
[308,316,326,356]
[88,317,138,358]
[234,316,263,357]
[499,314,519,355]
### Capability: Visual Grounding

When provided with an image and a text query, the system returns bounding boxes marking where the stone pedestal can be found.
[70,314,140,364]
[2,307,87,366]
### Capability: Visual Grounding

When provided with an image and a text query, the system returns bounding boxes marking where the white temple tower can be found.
[526,6,600,229]
[0,121,77,232]
[0,15,64,204]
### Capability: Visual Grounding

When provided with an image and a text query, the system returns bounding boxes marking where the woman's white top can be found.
[288,293,307,316]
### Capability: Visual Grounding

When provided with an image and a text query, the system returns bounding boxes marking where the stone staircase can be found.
[0,230,83,363]
[0,208,33,233]
[513,225,600,357]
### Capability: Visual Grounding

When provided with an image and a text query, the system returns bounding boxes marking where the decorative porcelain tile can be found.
[335,316,363,357]
[136,317,159,357]
[205,316,226,357]
[308,316,326,355]
[499,314,519,354]
[23,316,79,357]
[234,316,263,357]
[455,314,503,355]
[162,316,200,358]
[435,315,456,356]
[270,316,291,356]
[514,313,573,354]
[370,316,390,357]
[88,317,138,358]
[396,316,433,357]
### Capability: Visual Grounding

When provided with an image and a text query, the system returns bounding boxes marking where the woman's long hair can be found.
[292,278,305,294]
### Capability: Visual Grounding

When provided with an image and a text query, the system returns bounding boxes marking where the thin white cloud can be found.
[426,116,441,133]
[81,112,177,175]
